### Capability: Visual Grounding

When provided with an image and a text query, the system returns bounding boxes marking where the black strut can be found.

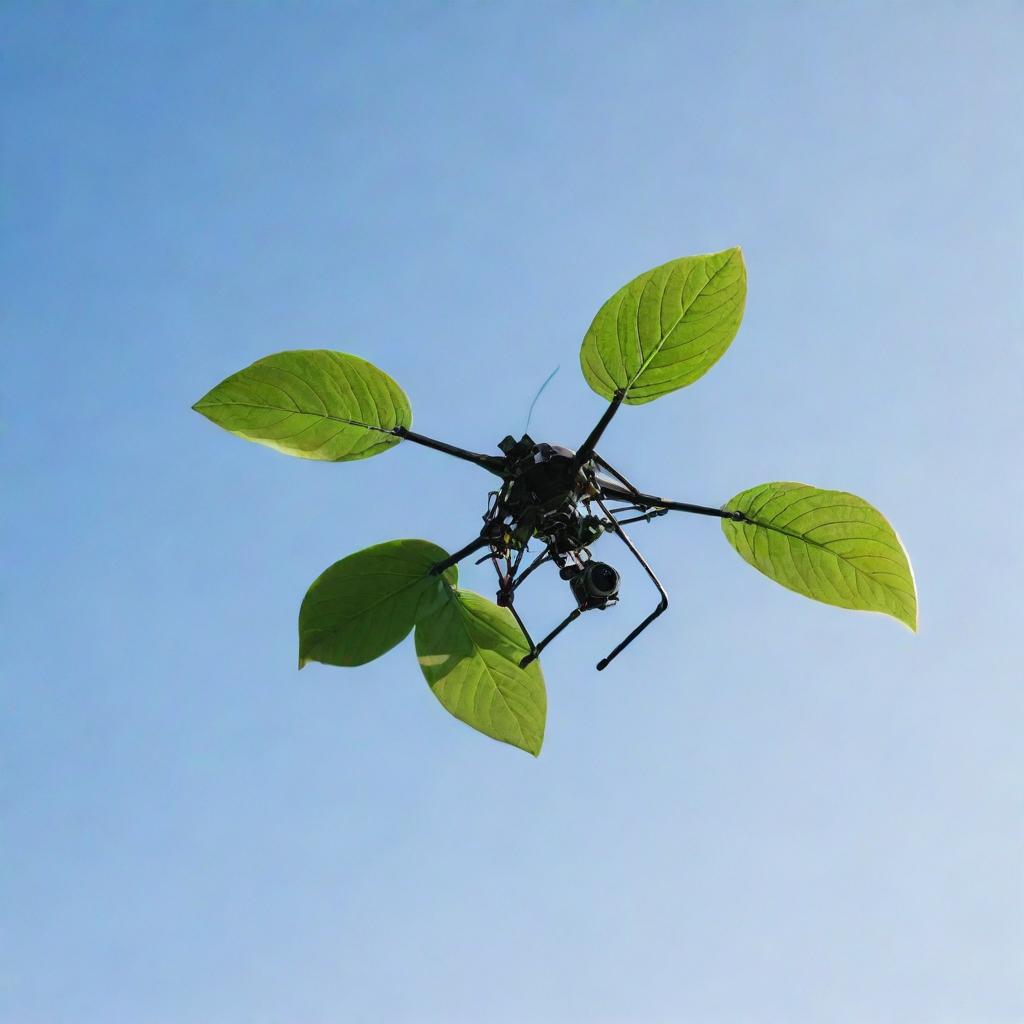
[392,426,505,476]
[572,390,626,470]
[598,479,744,521]
[429,534,492,576]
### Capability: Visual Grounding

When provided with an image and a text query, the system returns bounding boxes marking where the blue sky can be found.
[2,3,1022,1021]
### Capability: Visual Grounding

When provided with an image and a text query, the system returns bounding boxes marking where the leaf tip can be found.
[886,605,918,633]
[513,735,543,757]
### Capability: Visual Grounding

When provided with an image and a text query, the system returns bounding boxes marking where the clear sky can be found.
[2,3,1022,1022]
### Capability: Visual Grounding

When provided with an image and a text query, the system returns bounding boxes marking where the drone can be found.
[193,248,916,753]
[377,391,744,671]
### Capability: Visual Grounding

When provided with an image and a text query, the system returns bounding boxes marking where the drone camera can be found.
[568,560,620,610]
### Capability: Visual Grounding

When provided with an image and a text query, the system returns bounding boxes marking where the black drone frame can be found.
[362,392,745,672]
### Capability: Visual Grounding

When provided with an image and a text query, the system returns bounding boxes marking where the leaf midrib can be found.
[194,399,392,432]
[628,251,739,389]
[730,513,914,618]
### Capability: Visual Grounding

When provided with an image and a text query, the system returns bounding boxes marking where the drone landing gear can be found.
[591,492,668,671]
[418,397,745,674]
[519,608,582,669]
[516,523,667,672]
[517,525,667,671]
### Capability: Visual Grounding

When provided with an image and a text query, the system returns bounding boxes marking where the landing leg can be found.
[519,607,583,668]
[506,602,537,653]
[592,493,669,671]
[496,545,551,652]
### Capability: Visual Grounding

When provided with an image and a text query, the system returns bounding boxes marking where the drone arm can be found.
[598,479,744,522]
[429,533,493,576]
[572,390,626,470]
[392,426,505,476]
[322,413,505,475]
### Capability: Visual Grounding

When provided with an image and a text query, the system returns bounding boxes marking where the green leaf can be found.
[722,482,917,630]
[192,350,411,461]
[579,248,746,405]
[299,540,457,668]
[415,590,546,756]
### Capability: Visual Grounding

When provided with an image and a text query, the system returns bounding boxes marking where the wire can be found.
[523,365,560,435]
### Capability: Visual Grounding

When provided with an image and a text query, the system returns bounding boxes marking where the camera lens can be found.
[585,561,619,598]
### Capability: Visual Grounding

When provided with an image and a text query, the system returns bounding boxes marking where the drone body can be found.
[406,399,747,673]
[193,248,917,755]
[436,427,630,669]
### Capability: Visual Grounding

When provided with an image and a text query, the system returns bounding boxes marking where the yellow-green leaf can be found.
[722,482,917,630]
[579,248,746,405]
[193,350,411,461]
[299,540,457,668]
[415,590,546,755]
